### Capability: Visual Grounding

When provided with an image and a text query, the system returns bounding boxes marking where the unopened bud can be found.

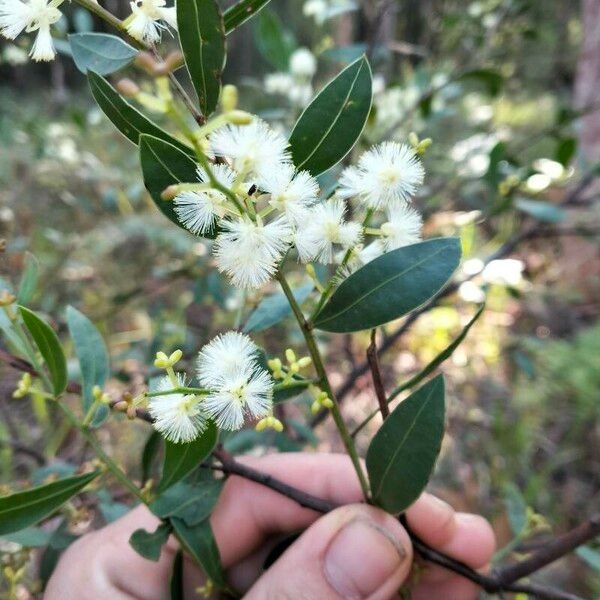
[221,84,238,112]
[0,290,16,306]
[116,78,140,98]
[135,51,159,74]
[164,50,185,71]
[161,184,180,201]
[226,110,253,125]
[113,400,128,412]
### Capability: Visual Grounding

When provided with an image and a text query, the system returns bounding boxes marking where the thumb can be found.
[245,504,413,600]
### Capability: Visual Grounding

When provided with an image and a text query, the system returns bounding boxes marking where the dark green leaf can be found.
[484,141,506,190]
[178,0,226,116]
[244,282,313,332]
[366,376,445,514]
[289,56,372,176]
[515,198,565,223]
[19,306,67,396]
[129,522,171,561]
[139,135,216,236]
[224,0,272,32]
[171,518,225,587]
[255,9,296,71]
[66,305,110,427]
[555,137,577,166]
[69,33,137,75]
[321,44,367,64]
[459,69,504,96]
[157,423,218,493]
[151,480,223,525]
[170,550,185,599]
[0,471,99,535]
[88,72,192,155]
[314,238,461,333]
[141,430,163,484]
[17,252,39,305]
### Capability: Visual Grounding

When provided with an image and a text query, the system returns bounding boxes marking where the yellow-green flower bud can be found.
[285,348,297,364]
[221,85,238,112]
[226,110,253,125]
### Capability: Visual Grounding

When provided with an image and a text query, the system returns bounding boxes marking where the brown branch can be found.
[366,329,389,420]
[210,453,591,600]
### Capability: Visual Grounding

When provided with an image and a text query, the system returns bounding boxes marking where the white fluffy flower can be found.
[125,0,176,44]
[258,163,319,224]
[338,142,425,209]
[0,0,63,62]
[149,375,207,443]
[210,120,291,179]
[174,164,236,235]
[380,204,423,251]
[197,332,273,431]
[265,72,294,95]
[214,216,293,288]
[302,0,327,24]
[289,47,317,78]
[295,199,362,264]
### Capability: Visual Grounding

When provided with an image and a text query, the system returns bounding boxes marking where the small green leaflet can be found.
[129,523,171,561]
[177,0,226,117]
[66,306,110,427]
[88,72,193,156]
[157,423,218,493]
[289,56,372,176]
[69,33,138,75]
[314,238,461,333]
[0,471,99,535]
[19,306,67,396]
[366,376,445,514]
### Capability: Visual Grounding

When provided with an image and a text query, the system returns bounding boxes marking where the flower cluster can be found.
[148,332,274,442]
[172,117,427,289]
[264,47,317,107]
[124,0,176,45]
[0,0,64,62]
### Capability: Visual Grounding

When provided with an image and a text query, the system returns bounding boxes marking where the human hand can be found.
[46,453,495,599]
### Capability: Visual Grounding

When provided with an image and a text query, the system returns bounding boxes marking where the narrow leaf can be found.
[224,0,272,32]
[171,518,225,587]
[139,135,216,236]
[69,33,138,75]
[366,376,445,514]
[178,0,226,116]
[157,423,218,493]
[244,282,313,332]
[129,523,171,561]
[66,306,110,427]
[19,306,67,396]
[289,56,372,176]
[255,9,296,71]
[16,252,39,305]
[0,472,99,535]
[88,72,192,155]
[314,238,461,333]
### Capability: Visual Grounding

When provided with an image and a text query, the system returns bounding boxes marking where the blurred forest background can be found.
[0,0,599,596]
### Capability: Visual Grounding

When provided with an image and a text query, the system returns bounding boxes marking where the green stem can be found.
[276,272,371,500]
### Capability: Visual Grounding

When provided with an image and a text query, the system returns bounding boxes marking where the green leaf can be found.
[289,56,372,176]
[503,483,527,536]
[66,306,110,427]
[366,376,445,514]
[577,546,600,572]
[255,9,296,71]
[224,0,272,32]
[314,238,461,333]
[141,430,163,484]
[16,252,39,305]
[0,527,52,547]
[151,480,223,525]
[244,282,313,332]
[171,518,225,587]
[459,69,504,96]
[88,72,192,155]
[19,306,67,396]
[39,520,77,589]
[129,522,171,561]
[170,550,185,599]
[157,423,218,493]
[69,33,138,75]
[555,137,577,166]
[0,471,99,535]
[139,135,216,236]
[515,198,566,223]
[177,0,226,117]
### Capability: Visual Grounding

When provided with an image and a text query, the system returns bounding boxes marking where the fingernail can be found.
[324,518,407,599]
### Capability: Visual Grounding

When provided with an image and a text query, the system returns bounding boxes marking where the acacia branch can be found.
[210,453,593,600]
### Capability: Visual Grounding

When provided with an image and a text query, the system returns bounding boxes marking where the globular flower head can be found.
[294,199,362,264]
[126,0,176,44]
[258,163,319,224]
[149,375,207,443]
[197,332,273,431]
[289,47,317,78]
[210,120,291,180]
[174,164,236,235]
[338,142,425,209]
[380,203,423,251]
[214,216,293,288]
